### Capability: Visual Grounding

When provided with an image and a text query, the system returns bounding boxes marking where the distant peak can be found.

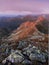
[37,16,45,22]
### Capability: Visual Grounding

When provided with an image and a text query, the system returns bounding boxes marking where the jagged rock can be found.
[23,44,46,63]
[3,50,24,64]
[22,59,32,65]
[42,51,48,59]
[23,44,33,51]
[23,45,38,56]
[37,54,46,63]
[22,44,32,56]
[2,45,48,65]
[29,53,37,61]
[17,41,28,49]
[29,53,46,63]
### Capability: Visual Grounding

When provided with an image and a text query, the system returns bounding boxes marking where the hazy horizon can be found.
[0,0,49,15]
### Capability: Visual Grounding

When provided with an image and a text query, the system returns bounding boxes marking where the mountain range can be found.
[7,16,48,42]
[0,15,48,39]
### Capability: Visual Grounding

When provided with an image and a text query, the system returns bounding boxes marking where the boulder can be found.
[37,54,46,63]
[29,53,37,61]
[23,45,38,56]
[3,50,24,64]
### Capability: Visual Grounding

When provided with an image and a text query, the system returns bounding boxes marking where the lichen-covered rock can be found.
[29,53,37,61]
[3,50,24,64]
[23,45,39,56]
[2,44,48,65]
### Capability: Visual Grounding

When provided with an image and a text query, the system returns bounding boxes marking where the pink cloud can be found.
[0,0,49,14]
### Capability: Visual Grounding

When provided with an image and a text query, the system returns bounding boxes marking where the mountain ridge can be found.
[8,16,48,42]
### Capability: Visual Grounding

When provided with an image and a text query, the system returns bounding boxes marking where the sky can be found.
[0,0,49,15]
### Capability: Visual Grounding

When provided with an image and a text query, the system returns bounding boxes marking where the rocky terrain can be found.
[0,15,48,65]
[2,44,48,65]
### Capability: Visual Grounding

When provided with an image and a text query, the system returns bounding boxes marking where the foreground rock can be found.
[2,44,48,65]
[22,44,47,63]
[2,50,24,64]
[17,40,28,49]
[22,59,32,65]
[29,53,46,63]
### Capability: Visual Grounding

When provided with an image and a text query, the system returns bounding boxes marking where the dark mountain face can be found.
[0,28,9,38]
[0,15,39,29]
[36,19,49,34]
[0,15,36,38]
[0,17,23,29]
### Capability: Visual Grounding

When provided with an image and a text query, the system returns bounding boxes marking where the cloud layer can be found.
[0,0,49,14]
